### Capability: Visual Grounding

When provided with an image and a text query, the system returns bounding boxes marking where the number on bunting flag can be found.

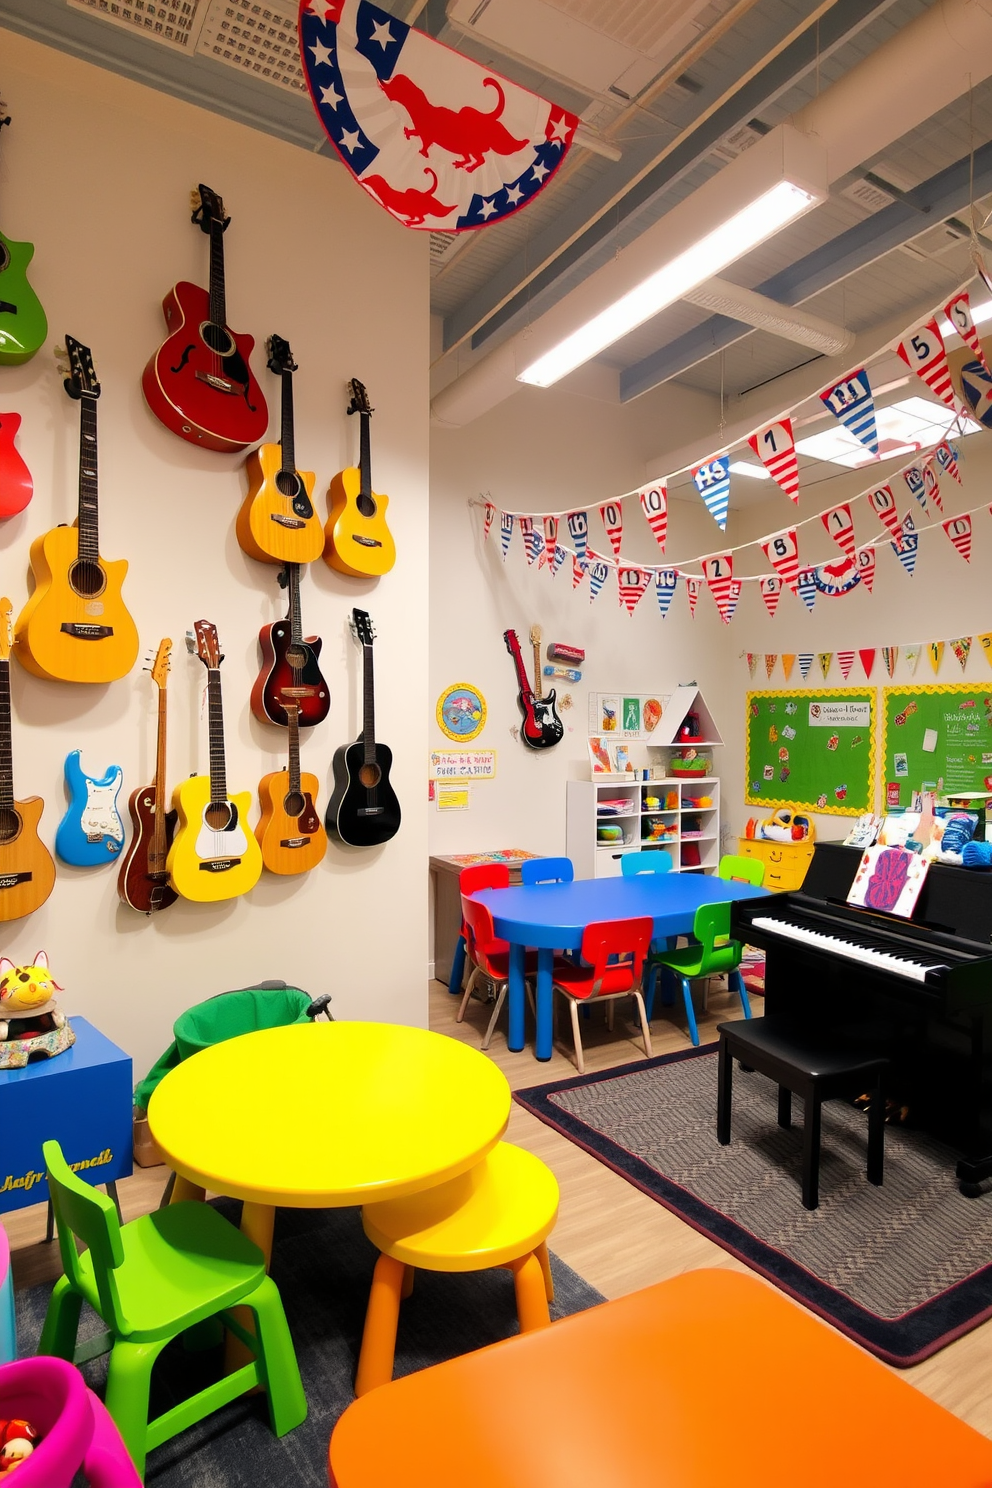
[760,575,782,617]
[895,318,958,410]
[797,568,817,613]
[903,465,927,511]
[691,456,731,530]
[760,528,800,594]
[702,553,734,622]
[638,483,668,552]
[819,369,878,454]
[566,510,589,560]
[857,547,875,592]
[747,419,799,503]
[867,484,903,544]
[820,501,856,559]
[945,291,989,372]
[942,513,973,561]
[483,502,495,539]
[685,576,700,618]
[500,510,514,557]
[599,501,623,558]
[655,568,679,617]
[542,516,558,563]
[891,512,918,576]
[588,556,610,601]
[724,579,742,623]
[617,567,651,614]
[923,461,943,512]
[935,441,962,484]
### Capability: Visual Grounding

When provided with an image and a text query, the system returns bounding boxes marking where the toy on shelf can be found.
[644,819,677,842]
[756,807,813,843]
[0,952,73,1068]
[668,749,711,778]
[0,1416,39,1472]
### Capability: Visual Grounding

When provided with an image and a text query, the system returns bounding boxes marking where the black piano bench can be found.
[716,1017,888,1211]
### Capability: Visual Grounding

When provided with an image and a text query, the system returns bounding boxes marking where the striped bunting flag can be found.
[942,513,973,561]
[945,291,989,373]
[542,516,558,563]
[891,512,918,576]
[566,510,589,560]
[588,555,611,601]
[867,484,903,544]
[702,553,734,622]
[882,646,898,678]
[761,528,800,595]
[760,575,783,617]
[821,501,856,559]
[935,441,962,484]
[798,653,813,680]
[691,456,731,531]
[599,501,623,558]
[748,419,799,503]
[923,462,943,512]
[500,510,514,557]
[519,517,541,564]
[483,501,495,539]
[896,318,957,410]
[685,576,700,618]
[655,569,679,617]
[797,567,817,612]
[860,649,876,680]
[857,547,875,592]
[837,650,855,680]
[903,465,927,511]
[820,369,878,455]
[638,482,668,553]
[724,579,742,623]
[617,566,651,614]
[571,553,586,589]
[765,654,777,679]
[551,544,567,578]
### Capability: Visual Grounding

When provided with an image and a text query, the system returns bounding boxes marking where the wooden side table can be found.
[429,851,538,988]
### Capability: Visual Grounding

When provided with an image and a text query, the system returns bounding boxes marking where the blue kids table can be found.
[473,875,768,1060]
[0,1017,132,1215]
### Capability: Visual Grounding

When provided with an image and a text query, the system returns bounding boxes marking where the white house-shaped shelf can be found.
[649,686,724,747]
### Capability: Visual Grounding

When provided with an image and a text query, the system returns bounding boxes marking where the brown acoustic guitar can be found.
[255,699,327,875]
[0,597,56,921]
[117,638,178,914]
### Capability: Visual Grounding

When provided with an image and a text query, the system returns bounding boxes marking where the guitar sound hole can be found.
[200,321,235,357]
[205,801,234,830]
[359,762,381,789]
[69,561,107,598]
[276,471,301,499]
[285,646,307,670]
[283,790,305,818]
[0,808,20,845]
[0,243,9,274]
[356,493,377,518]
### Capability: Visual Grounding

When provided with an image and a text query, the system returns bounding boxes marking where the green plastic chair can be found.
[645,902,751,1047]
[621,850,673,877]
[718,854,765,887]
[38,1140,307,1478]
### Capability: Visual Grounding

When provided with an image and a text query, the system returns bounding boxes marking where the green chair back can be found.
[173,986,312,1061]
[42,1140,129,1333]
[691,902,742,975]
[718,854,764,887]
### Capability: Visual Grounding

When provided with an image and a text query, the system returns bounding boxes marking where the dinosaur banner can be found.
[300,0,577,230]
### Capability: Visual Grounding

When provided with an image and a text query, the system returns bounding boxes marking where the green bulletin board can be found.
[745,689,876,816]
[881,684,992,807]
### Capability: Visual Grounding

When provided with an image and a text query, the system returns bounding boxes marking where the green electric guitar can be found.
[0,107,47,366]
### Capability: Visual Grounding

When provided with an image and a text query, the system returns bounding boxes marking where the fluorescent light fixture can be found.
[518,181,819,387]
[795,397,980,468]
[728,460,771,479]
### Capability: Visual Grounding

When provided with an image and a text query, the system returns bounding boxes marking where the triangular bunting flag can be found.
[978,633,992,669]
[551,544,567,578]
[837,650,855,680]
[519,517,541,565]
[566,510,589,561]
[798,653,813,680]
[818,653,832,680]
[867,484,903,544]
[782,654,796,681]
[542,516,558,563]
[748,419,799,503]
[942,513,972,561]
[588,558,610,602]
[655,568,679,618]
[951,636,972,670]
[891,511,918,576]
[821,501,856,559]
[924,462,942,512]
[617,566,651,615]
[746,652,758,679]
[935,441,962,483]
[571,553,586,589]
[820,368,878,454]
[724,579,742,624]
[903,465,927,512]
[882,646,898,678]
[929,640,944,674]
[761,529,800,595]
[859,648,876,680]
[483,501,495,539]
[499,510,514,558]
[765,654,777,679]
[691,456,731,530]
[896,318,957,409]
[797,568,817,612]
[945,291,990,373]
[638,483,668,553]
[685,576,700,618]
[760,575,783,617]
[599,501,623,558]
[702,553,734,622]
[857,547,875,592]
[902,644,922,675]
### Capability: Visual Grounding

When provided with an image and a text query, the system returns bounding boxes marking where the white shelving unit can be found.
[566,776,721,878]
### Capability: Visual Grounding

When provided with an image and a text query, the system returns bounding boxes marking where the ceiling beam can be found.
[619,140,992,400]
[441,0,903,357]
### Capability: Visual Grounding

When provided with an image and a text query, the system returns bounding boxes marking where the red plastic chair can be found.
[552,918,654,1073]
[448,864,511,996]
[458,895,538,1049]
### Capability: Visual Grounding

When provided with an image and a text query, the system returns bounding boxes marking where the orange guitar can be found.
[323,379,395,578]
[0,598,56,921]
[256,700,326,874]
[236,335,323,566]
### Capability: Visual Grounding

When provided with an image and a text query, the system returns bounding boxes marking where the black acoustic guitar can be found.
[326,609,400,846]
[504,628,563,749]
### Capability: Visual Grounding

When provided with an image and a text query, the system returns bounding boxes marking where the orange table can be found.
[328,1269,992,1488]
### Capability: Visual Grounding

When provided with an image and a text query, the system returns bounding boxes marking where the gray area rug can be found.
[515,1044,992,1365]
[16,1199,603,1485]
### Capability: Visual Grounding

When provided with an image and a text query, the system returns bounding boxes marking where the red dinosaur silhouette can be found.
[362,168,455,226]
[379,74,528,172]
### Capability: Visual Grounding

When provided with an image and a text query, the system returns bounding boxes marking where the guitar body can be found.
[518,686,564,750]
[236,443,323,565]
[0,233,47,365]
[0,413,32,518]
[326,740,401,846]
[251,619,329,727]
[324,466,396,578]
[141,282,268,453]
[14,526,138,683]
[118,784,178,913]
[168,774,262,902]
[256,768,327,874]
[55,751,125,866]
[0,796,55,921]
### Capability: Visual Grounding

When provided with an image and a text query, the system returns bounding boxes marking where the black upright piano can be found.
[731,842,992,1195]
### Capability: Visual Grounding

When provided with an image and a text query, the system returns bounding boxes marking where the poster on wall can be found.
[587,692,667,739]
[745,688,875,815]
[436,683,487,741]
[881,684,992,805]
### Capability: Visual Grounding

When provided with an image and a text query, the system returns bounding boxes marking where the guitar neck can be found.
[207,667,228,802]
[208,218,227,329]
[358,411,372,502]
[362,641,376,763]
[531,637,543,699]
[287,562,302,646]
[0,658,14,814]
[151,685,168,866]
[505,632,532,699]
[286,704,302,797]
[77,397,100,563]
[280,368,296,474]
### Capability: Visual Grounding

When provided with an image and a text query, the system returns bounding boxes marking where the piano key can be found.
[749,916,949,983]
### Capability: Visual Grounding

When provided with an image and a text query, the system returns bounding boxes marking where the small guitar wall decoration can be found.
[326,609,401,846]
[236,334,323,565]
[118,638,178,914]
[251,562,330,728]
[0,598,55,921]
[55,751,125,866]
[504,627,563,750]
[256,700,327,875]
[0,106,48,365]
[324,379,396,579]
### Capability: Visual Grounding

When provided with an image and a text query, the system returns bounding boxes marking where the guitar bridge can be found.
[279,838,308,849]
[60,623,113,640]
[198,858,241,872]
[0,872,31,889]
[271,515,305,529]
[194,371,237,394]
[353,535,383,548]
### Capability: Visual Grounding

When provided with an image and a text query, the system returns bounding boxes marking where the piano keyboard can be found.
[749,916,949,984]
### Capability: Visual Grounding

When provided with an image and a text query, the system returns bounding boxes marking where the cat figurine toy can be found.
[0,950,74,1067]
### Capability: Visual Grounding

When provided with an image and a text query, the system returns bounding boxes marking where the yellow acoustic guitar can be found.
[235,335,324,566]
[167,620,262,903]
[323,378,395,578]
[15,337,139,684]
[0,598,55,921]
[256,700,327,875]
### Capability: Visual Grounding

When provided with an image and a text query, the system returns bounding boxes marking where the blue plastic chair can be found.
[520,857,574,886]
[621,851,673,877]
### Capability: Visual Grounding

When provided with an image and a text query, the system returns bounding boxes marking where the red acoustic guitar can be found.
[141,184,268,453]
[0,411,31,518]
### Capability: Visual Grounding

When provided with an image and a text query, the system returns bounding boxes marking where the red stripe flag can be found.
[638,482,668,553]
[542,516,558,563]
[600,501,623,558]
[748,419,799,503]
[761,528,800,595]
[483,501,495,539]
[837,650,855,679]
[935,441,962,484]
[724,579,742,623]
[923,462,943,513]
[859,648,876,680]
[760,575,783,617]
[685,576,700,618]
[945,291,989,373]
[821,501,856,559]
[942,513,973,562]
[571,554,586,589]
[896,318,957,410]
[857,547,875,592]
[702,553,734,622]
[617,566,651,614]
[867,484,903,544]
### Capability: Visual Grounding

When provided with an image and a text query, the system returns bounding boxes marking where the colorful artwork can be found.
[436,682,487,741]
[847,845,929,919]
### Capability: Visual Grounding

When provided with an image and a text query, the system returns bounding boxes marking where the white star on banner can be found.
[478,197,497,219]
[370,19,394,47]
[531,160,549,182]
[308,0,336,16]
[548,113,570,142]
[319,82,343,109]
[309,40,333,68]
[505,182,524,204]
[339,128,362,153]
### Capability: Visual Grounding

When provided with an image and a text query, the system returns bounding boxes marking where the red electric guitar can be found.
[0,412,31,518]
[141,184,268,452]
[504,628,563,750]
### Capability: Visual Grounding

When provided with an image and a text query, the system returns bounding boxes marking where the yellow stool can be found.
[355,1142,560,1396]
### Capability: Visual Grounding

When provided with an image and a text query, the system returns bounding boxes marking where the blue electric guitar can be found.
[55,750,125,866]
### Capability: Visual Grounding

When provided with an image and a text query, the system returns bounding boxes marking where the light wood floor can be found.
[4,979,991,1437]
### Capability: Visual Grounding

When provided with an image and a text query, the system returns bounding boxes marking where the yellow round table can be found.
[147,1021,512,1266]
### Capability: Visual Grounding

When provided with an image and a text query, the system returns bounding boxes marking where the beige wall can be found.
[0,31,430,1079]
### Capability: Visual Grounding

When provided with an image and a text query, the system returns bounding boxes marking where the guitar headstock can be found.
[187,621,223,669]
[191,184,229,234]
[351,609,375,647]
[503,629,520,655]
[0,599,12,663]
[347,379,373,418]
[529,624,542,648]
[266,335,297,376]
[147,637,172,690]
[59,336,100,401]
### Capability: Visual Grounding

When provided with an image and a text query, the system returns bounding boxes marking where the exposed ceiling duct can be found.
[678,278,854,357]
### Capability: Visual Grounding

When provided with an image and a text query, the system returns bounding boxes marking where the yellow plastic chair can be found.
[718,854,765,887]
[355,1142,559,1396]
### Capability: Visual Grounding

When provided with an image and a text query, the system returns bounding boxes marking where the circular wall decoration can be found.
[814,555,861,596]
[437,683,487,742]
